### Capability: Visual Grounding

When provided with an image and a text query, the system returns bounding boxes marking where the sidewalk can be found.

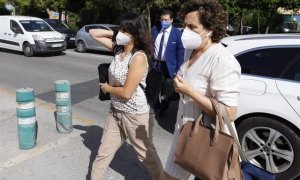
[0,87,195,180]
[0,87,150,180]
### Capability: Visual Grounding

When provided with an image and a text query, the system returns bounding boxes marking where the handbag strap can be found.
[210,98,247,162]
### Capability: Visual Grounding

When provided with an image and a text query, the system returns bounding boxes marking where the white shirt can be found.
[176,43,241,130]
[154,25,172,61]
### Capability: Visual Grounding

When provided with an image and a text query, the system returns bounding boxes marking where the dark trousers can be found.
[147,60,176,108]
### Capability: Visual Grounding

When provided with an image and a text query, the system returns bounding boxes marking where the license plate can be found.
[70,38,75,40]
[52,43,62,47]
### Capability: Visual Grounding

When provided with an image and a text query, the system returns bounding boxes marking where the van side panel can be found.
[0,17,23,51]
[0,18,11,48]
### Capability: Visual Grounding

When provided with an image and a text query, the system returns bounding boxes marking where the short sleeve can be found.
[210,51,241,106]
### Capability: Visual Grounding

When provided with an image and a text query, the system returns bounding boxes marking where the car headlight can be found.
[32,35,45,42]
[61,33,67,40]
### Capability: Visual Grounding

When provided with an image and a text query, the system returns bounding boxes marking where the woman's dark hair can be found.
[180,0,228,43]
[119,12,153,60]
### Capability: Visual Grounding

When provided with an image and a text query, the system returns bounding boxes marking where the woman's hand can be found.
[99,83,110,94]
[173,75,193,96]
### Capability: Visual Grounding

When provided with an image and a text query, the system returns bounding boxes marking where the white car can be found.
[222,34,300,180]
[0,16,66,57]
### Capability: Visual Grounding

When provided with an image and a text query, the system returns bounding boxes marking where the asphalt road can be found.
[0,48,184,180]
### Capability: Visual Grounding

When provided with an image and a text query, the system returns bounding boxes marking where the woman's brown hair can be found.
[180,0,228,43]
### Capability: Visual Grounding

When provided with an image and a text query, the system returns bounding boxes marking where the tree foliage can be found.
[219,0,300,33]
[1,0,299,33]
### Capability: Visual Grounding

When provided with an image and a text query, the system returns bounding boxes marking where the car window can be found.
[109,26,119,32]
[19,20,53,32]
[10,20,22,33]
[46,20,69,30]
[281,57,300,82]
[236,47,299,78]
[85,25,107,32]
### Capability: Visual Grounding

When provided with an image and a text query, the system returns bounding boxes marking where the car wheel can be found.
[23,43,34,57]
[76,40,86,53]
[237,116,300,180]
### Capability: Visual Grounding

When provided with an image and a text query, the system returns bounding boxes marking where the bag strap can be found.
[192,106,221,146]
[210,98,247,162]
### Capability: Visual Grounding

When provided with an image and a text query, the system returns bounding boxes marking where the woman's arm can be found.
[174,75,237,120]
[89,29,114,51]
[100,53,147,100]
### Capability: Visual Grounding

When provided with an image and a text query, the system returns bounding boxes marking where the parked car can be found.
[75,24,119,53]
[44,19,76,47]
[0,15,66,57]
[221,34,300,180]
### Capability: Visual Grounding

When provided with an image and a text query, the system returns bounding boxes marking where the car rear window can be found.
[85,25,107,32]
[109,26,119,32]
[236,47,300,78]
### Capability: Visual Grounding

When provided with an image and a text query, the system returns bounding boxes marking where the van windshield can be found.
[20,20,53,32]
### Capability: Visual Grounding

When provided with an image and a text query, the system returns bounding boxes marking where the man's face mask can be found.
[116,31,131,45]
[181,29,211,49]
[161,20,171,29]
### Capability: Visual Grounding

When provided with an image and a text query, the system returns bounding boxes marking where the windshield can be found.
[20,20,53,32]
[46,20,70,30]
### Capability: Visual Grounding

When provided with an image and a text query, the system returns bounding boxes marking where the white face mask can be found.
[181,29,211,49]
[116,31,131,45]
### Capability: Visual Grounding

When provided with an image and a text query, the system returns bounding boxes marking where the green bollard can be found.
[16,88,37,149]
[55,80,72,133]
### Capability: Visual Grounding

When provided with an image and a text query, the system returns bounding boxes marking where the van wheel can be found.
[76,41,86,53]
[23,43,34,57]
[237,116,300,179]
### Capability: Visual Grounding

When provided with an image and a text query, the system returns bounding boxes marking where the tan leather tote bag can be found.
[174,99,242,180]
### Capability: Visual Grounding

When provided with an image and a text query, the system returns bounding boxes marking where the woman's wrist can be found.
[185,87,194,97]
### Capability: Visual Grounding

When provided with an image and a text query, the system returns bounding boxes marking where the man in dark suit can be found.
[149,10,184,113]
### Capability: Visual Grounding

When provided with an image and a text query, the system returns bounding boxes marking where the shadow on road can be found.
[36,79,99,105]
[0,48,67,57]
[73,125,150,180]
[154,100,179,134]
[72,49,113,56]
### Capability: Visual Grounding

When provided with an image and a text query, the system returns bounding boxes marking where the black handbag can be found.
[98,63,111,101]
[97,45,124,101]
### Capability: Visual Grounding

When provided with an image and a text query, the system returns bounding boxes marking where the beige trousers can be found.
[91,108,164,180]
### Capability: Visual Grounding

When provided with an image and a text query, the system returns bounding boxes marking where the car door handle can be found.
[4,33,7,35]
[297,96,300,101]
[8,34,11,35]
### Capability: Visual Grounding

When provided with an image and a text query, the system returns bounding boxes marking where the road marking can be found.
[0,132,79,172]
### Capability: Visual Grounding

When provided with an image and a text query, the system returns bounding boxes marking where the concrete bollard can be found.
[55,80,72,133]
[16,88,37,149]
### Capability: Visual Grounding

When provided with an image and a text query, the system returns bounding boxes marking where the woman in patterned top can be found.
[89,12,164,180]
[164,0,241,179]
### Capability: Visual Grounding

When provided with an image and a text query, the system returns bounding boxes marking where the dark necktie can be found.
[157,30,166,61]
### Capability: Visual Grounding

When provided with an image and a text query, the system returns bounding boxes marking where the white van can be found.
[0,16,66,57]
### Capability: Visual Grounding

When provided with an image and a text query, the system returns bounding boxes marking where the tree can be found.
[5,0,48,17]
[219,0,300,34]
[0,0,10,15]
